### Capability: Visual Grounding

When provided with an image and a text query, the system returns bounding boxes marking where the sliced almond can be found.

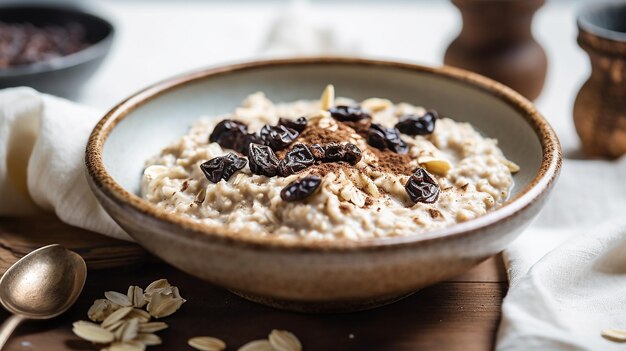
[238,339,274,351]
[102,306,133,329]
[417,156,452,176]
[602,329,626,342]
[361,97,392,112]
[320,84,335,110]
[105,291,132,307]
[138,322,168,333]
[188,336,226,351]
[72,322,115,344]
[269,329,302,351]
[501,159,520,173]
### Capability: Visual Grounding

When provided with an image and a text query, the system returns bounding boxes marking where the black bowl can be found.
[0,4,114,98]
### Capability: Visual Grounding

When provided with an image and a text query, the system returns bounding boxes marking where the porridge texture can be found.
[141,86,518,242]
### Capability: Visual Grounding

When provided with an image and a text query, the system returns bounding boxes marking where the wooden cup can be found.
[573,2,626,159]
[444,0,548,101]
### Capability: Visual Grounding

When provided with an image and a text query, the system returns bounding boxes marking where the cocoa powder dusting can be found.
[298,123,354,145]
[368,147,414,175]
[280,121,413,179]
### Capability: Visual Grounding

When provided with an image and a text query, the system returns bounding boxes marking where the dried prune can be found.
[248,143,280,176]
[309,144,326,160]
[343,143,362,165]
[329,105,371,122]
[278,144,315,176]
[200,153,247,183]
[209,120,248,150]
[323,143,346,162]
[395,110,438,136]
[279,116,308,132]
[367,124,388,150]
[405,167,440,204]
[235,133,264,156]
[259,124,299,150]
[367,123,408,154]
[280,176,322,202]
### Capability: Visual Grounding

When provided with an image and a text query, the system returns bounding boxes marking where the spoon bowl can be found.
[0,244,86,349]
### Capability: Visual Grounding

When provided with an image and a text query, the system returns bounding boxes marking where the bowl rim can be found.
[0,4,115,78]
[85,56,562,252]
[577,1,626,44]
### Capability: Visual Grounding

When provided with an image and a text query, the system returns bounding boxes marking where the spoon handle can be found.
[0,315,24,350]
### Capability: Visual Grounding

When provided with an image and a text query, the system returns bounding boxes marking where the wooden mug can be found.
[444,0,548,101]
[573,2,626,159]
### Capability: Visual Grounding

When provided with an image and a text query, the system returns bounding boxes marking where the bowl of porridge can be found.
[86,57,561,312]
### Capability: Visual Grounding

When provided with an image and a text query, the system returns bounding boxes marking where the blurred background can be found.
[0,0,597,155]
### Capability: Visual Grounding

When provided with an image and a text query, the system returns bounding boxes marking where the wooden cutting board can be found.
[0,215,146,274]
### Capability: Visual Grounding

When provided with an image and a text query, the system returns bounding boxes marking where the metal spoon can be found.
[0,244,86,350]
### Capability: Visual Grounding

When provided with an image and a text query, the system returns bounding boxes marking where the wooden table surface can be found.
[0,218,507,351]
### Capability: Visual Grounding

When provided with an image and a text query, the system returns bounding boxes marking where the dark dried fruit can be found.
[395,110,438,136]
[342,119,372,136]
[259,124,299,151]
[278,144,315,176]
[279,117,308,132]
[367,123,408,154]
[235,133,264,156]
[248,143,280,176]
[200,153,247,183]
[209,120,248,150]
[343,143,362,165]
[309,144,326,160]
[323,143,345,162]
[329,105,371,122]
[405,167,440,204]
[367,124,388,150]
[280,176,322,202]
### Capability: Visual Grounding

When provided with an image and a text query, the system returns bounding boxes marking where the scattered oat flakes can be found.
[269,329,302,351]
[138,322,168,333]
[237,339,274,351]
[88,299,121,322]
[72,321,115,344]
[105,291,132,307]
[102,307,133,328]
[73,279,184,351]
[188,336,227,351]
[128,286,147,308]
[102,341,146,351]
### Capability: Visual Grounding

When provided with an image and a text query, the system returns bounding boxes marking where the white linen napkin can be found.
[0,87,129,240]
[496,157,626,350]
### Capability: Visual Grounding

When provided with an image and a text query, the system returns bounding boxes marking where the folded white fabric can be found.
[0,87,129,240]
[497,157,626,350]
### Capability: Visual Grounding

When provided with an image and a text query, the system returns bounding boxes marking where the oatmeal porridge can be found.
[141,85,518,241]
